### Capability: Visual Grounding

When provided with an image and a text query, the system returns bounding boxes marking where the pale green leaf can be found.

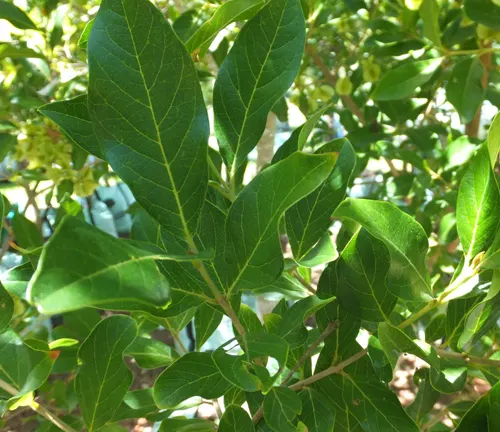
[457,147,500,264]
[1,262,33,298]
[335,228,397,322]
[224,152,335,294]
[0,282,13,333]
[125,337,179,369]
[446,295,483,351]
[78,19,93,48]
[297,232,337,268]
[0,44,44,59]
[154,352,232,409]
[88,0,209,240]
[185,0,266,56]
[334,198,432,301]
[39,95,103,159]
[75,315,137,431]
[372,58,443,101]
[487,111,500,168]
[446,58,485,123]
[214,0,305,172]
[219,405,254,432]
[0,1,37,29]
[420,0,441,46]
[263,387,302,432]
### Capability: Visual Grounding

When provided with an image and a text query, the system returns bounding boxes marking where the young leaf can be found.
[264,387,302,432]
[0,0,37,30]
[457,147,500,264]
[298,388,335,432]
[464,0,500,31]
[224,152,335,293]
[88,0,209,241]
[446,58,485,123]
[75,315,137,431]
[39,95,103,159]
[219,405,254,432]
[372,58,442,101]
[125,337,179,369]
[214,0,306,172]
[28,217,207,315]
[334,228,397,322]
[286,138,356,260]
[195,303,223,350]
[185,0,266,56]
[334,198,432,301]
[0,282,13,333]
[154,352,232,408]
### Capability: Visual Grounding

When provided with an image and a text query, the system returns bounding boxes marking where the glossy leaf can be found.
[88,0,209,240]
[195,303,223,350]
[334,198,432,301]
[214,0,305,171]
[185,0,266,56]
[0,282,13,333]
[224,152,335,293]
[457,147,500,264]
[125,337,178,369]
[372,58,442,101]
[287,138,356,260]
[264,387,302,432]
[39,95,103,159]
[0,1,37,30]
[29,217,212,315]
[75,315,137,431]
[297,232,337,268]
[298,388,335,432]
[446,58,485,123]
[335,228,396,322]
[219,405,254,432]
[154,352,232,408]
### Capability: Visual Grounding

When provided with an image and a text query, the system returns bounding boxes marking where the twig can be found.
[292,270,316,294]
[435,348,500,368]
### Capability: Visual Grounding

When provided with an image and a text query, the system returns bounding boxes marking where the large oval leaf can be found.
[88,0,209,241]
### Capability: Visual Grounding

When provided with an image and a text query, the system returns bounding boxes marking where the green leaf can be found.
[11,210,43,251]
[0,283,13,333]
[185,0,266,56]
[0,1,37,29]
[75,315,137,431]
[62,308,101,341]
[271,104,332,164]
[464,0,500,31]
[372,58,443,101]
[457,147,500,264]
[237,304,265,333]
[487,111,500,168]
[334,198,432,301]
[378,322,467,394]
[297,232,337,268]
[78,19,93,48]
[88,0,209,240]
[419,0,441,46]
[444,136,477,172]
[446,58,485,123]
[334,228,396,322]
[264,387,302,432]
[214,0,305,172]
[224,152,335,293]
[407,369,440,422]
[287,138,356,260]
[159,418,216,432]
[446,295,483,351]
[39,95,103,159]
[455,381,500,431]
[28,217,209,315]
[110,389,158,421]
[154,352,232,409]
[0,44,44,60]
[194,303,223,350]
[219,405,254,432]
[298,388,335,432]
[125,337,178,369]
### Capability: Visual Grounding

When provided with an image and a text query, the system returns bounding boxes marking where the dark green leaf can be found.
[372,58,442,101]
[298,388,334,432]
[407,369,440,422]
[219,405,254,432]
[214,0,305,171]
[334,198,432,301]
[195,303,223,350]
[224,152,335,294]
[185,0,266,56]
[455,381,500,431]
[457,146,500,265]
[446,58,485,123]
[264,387,302,432]
[11,210,43,250]
[335,228,396,322]
[464,0,500,31]
[154,352,232,408]
[110,389,158,422]
[0,283,13,333]
[125,337,178,369]
[39,95,103,159]
[159,418,216,432]
[88,0,209,240]
[0,1,37,29]
[297,232,337,268]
